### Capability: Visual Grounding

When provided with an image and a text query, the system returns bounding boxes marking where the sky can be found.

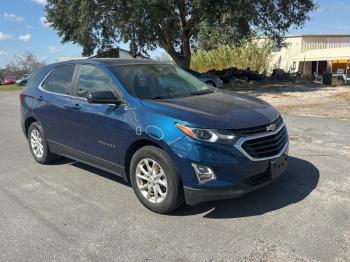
[0,0,350,68]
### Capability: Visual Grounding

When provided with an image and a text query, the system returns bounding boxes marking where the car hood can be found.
[140,90,279,129]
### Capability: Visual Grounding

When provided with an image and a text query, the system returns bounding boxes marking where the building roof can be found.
[288,34,350,38]
[293,47,350,61]
[258,34,350,39]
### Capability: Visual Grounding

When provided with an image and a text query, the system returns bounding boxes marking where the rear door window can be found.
[76,65,116,98]
[42,65,75,95]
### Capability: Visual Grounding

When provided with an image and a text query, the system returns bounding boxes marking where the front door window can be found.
[77,65,116,98]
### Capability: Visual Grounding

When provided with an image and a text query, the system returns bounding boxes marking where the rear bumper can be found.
[183,155,288,205]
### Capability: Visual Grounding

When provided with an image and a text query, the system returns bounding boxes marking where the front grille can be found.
[241,125,288,159]
[237,116,283,136]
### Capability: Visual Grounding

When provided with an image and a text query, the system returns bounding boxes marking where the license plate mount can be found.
[270,155,288,179]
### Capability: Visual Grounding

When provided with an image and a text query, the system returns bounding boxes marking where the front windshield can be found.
[110,64,212,99]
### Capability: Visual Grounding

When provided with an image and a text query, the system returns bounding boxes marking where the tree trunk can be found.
[170,52,191,68]
[158,2,192,69]
[159,41,191,68]
[161,34,191,68]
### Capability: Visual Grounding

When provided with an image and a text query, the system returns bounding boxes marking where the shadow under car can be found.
[53,156,319,218]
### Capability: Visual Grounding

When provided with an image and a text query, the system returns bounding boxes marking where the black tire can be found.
[27,122,57,164]
[130,146,184,214]
[205,80,216,87]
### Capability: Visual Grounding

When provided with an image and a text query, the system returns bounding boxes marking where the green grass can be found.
[0,84,23,92]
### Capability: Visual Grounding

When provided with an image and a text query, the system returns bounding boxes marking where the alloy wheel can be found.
[135,158,167,204]
[30,129,44,158]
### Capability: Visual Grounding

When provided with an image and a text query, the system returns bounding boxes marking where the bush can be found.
[191,41,273,73]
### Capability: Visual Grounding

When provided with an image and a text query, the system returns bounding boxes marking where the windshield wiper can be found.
[148,90,214,99]
[190,89,214,96]
[148,95,168,99]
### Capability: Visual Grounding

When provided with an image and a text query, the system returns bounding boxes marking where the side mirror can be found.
[87,91,122,105]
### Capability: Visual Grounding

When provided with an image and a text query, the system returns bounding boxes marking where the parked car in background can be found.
[183,68,223,88]
[3,77,16,85]
[21,59,288,214]
[16,74,31,86]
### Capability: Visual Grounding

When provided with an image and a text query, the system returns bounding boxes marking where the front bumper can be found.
[168,121,289,205]
[183,155,288,205]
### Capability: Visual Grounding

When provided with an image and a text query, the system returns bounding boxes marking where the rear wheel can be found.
[130,146,184,214]
[28,122,57,164]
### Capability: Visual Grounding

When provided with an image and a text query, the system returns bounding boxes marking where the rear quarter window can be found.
[25,67,51,89]
[41,65,75,95]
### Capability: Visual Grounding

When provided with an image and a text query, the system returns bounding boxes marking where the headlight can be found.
[176,123,236,144]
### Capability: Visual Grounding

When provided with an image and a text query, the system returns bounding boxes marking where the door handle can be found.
[72,104,81,110]
[37,96,43,102]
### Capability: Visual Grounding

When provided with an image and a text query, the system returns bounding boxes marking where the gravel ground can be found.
[230,84,350,120]
[0,91,349,261]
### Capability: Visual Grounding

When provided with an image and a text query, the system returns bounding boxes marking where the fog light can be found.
[192,164,216,183]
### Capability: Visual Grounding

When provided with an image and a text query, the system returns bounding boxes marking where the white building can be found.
[267,34,350,76]
[90,47,148,59]
[118,48,148,59]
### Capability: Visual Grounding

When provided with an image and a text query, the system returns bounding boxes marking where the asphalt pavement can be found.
[0,91,349,261]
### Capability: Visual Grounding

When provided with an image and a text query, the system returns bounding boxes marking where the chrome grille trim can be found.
[234,123,289,161]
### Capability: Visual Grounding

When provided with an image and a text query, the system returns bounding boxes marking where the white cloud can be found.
[3,12,25,22]
[0,32,13,40]
[33,0,47,4]
[18,33,32,42]
[0,51,11,66]
[48,45,59,52]
[39,56,48,61]
[40,16,52,27]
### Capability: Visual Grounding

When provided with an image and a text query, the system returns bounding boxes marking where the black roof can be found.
[39,58,171,72]
[90,58,169,66]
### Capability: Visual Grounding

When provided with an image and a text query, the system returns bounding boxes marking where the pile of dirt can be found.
[206,67,266,83]
[269,69,296,81]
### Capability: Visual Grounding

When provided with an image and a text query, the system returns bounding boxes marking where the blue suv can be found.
[20,59,288,214]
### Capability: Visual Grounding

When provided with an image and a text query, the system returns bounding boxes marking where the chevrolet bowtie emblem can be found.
[266,123,277,132]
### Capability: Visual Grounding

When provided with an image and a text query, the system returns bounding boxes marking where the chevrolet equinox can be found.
[20,59,289,214]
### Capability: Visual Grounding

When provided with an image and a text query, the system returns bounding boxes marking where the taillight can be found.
[19,92,24,103]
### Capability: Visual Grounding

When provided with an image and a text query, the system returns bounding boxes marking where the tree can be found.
[0,69,5,80]
[46,0,315,68]
[3,52,46,78]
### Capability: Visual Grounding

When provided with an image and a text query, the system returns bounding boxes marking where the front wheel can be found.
[130,146,184,214]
